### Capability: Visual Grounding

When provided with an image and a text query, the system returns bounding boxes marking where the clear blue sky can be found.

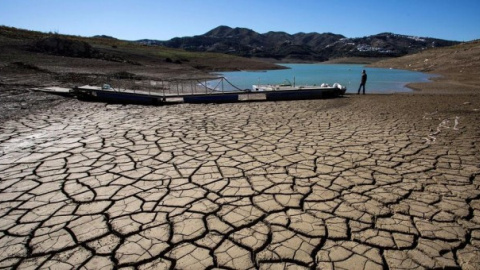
[1,0,479,41]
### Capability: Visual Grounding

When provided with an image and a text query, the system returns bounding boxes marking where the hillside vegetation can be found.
[0,25,282,84]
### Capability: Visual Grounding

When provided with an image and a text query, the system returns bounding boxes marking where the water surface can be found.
[213,64,434,93]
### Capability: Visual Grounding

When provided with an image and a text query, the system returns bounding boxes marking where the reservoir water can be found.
[213,64,434,93]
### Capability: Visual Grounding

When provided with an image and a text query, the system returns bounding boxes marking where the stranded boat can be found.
[33,77,347,105]
[251,81,346,101]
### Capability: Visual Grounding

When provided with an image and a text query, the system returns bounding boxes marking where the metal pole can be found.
[148,80,151,96]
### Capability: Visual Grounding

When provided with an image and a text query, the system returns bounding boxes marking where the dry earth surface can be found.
[1,93,479,269]
[1,29,480,269]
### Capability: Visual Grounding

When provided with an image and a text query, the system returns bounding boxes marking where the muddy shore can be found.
[1,67,480,268]
[1,61,478,125]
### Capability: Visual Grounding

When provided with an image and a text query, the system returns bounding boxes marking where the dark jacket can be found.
[361,73,367,84]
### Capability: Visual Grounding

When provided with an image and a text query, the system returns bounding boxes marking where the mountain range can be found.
[137,26,460,61]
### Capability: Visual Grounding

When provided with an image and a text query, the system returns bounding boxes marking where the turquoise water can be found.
[213,64,435,93]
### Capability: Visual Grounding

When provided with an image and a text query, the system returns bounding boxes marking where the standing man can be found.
[358,69,367,95]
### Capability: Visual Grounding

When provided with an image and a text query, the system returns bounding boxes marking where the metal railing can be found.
[101,76,246,98]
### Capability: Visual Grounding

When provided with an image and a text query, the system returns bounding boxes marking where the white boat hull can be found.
[252,83,346,93]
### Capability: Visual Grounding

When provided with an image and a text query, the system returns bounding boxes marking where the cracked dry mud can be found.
[1,95,480,269]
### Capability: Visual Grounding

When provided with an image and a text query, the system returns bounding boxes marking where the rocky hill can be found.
[137,25,460,61]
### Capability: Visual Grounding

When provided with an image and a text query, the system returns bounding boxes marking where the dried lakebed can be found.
[0,94,480,269]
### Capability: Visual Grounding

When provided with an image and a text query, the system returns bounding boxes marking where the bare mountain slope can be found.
[140,25,460,61]
[371,40,480,93]
[0,25,282,82]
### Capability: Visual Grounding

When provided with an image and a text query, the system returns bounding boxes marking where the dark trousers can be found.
[358,83,366,94]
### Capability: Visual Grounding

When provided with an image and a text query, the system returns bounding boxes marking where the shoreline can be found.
[0,67,477,125]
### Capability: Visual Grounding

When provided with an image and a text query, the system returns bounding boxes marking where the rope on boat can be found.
[196,77,248,92]
[223,77,247,91]
[195,80,217,92]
